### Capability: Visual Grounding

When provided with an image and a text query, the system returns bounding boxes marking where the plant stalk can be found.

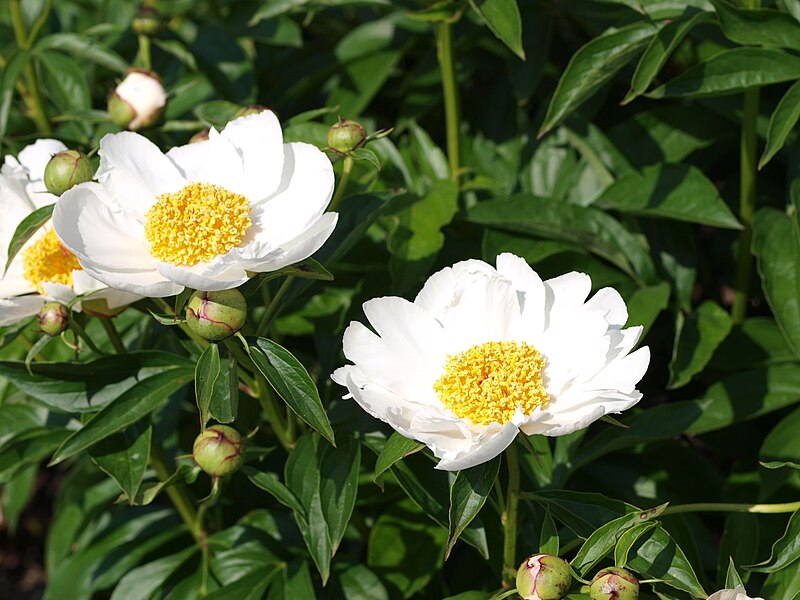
[149,445,202,543]
[9,0,52,135]
[329,156,353,212]
[662,499,800,516]
[436,21,460,185]
[255,276,294,337]
[502,442,521,587]
[101,318,128,354]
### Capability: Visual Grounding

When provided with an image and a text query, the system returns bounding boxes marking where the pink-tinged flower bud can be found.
[108,69,167,131]
[185,289,247,341]
[590,567,639,600]
[516,554,572,600]
[131,7,162,36]
[44,150,93,196]
[193,425,244,477]
[327,118,366,154]
[38,302,69,336]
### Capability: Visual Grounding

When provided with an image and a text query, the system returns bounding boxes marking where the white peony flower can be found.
[332,254,650,471]
[707,587,764,600]
[52,111,337,296]
[108,69,167,131]
[0,140,140,326]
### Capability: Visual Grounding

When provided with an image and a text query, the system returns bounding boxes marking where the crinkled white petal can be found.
[0,296,44,326]
[79,262,182,297]
[166,134,246,197]
[156,261,249,292]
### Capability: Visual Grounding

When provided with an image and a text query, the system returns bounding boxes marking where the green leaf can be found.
[747,508,800,572]
[668,301,733,389]
[649,48,800,98]
[625,282,671,339]
[614,521,657,568]
[1,464,37,535]
[109,546,198,600]
[725,557,745,588]
[285,433,360,584]
[540,507,560,556]
[279,258,334,281]
[761,80,800,168]
[0,428,70,484]
[752,209,800,357]
[89,422,152,503]
[466,195,657,282]
[248,337,335,446]
[36,32,128,73]
[469,0,525,59]
[4,203,54,274]
[760,460,800,470]
[624,11,714,103]
[350,147,381,172]
[571,502,667,576]
[243,466,306,518]
[129,463,197,506]
[713,0,800,49]
[50,368,193,465]
[627,526,707,597]
[374,432,425,483]
[339,564,390,600]
[528,490,639,538]
[195,344,238,427]
[539,22,657,135]
[36,51,91,111]
[194,100,242,129]
[0,351,194,413]
[595,164,741,229]
[0,49,29,144]
[446,457,500,558]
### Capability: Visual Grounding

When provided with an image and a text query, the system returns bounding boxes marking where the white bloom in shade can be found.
[109,69,167,130]
[332,254,650,471]
[0,140,140,326]
[707,587,763,600]
[52,111,337,296]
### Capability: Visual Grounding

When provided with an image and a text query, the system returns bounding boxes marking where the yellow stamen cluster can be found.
[22,228,82,294]
[433,341,549,426]
[144,182,251,265]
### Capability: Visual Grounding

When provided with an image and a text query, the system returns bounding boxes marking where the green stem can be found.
[732,0,760,323]
[255,276,294,338]
[152,298,210,350]
[662,500,800,516]
[100,318,127,354]
[68,319,107,356]
[502,443,521,587]
[150,444,202,543]
[137,34,152,70]
[329,156,353,212]
[9,0,52,135]
[436,20,460,185]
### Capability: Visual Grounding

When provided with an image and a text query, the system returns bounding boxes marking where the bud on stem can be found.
[38,302,69,336]
[185,289,247,341]
[44,150,93,196]
[193,425,244,477]
[516,554,572,600]
[590,567,639,600]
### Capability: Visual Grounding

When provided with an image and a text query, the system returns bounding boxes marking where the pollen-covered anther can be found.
[433,340,549,426]
[22,228,82,294]
[144,182,251,265]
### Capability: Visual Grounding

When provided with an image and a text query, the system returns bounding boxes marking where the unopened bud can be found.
[327,119,366,154]
[108,69,167,131]
[189,129,210,144]
[193,425,244,477]
[234,105,268,118]
[590,567,639,600]
[44,150,93,196]
[516,554,572,600]
[38,302,69,336]
[131,7,162,36]
[185,289,247,341]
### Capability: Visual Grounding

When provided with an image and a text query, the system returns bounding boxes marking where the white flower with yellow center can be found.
[52,111,337,296]
[332,254,650,471]
[0,140,140,326]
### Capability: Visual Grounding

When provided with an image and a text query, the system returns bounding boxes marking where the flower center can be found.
[433,341,549,426]
[22,228,82,294]
[144,182,252,266]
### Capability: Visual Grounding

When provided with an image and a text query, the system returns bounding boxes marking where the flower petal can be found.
[434,422,518,471]
[80,262,182,297]
[166,135,246,196]
[17,138,67,182]
[219,111,285,200]
[0,296,44,326]
[156,261,249,292]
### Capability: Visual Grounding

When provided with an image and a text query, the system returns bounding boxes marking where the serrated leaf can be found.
[446,457,499,559]
[469,0,525,59]
[50,368,193,465]
[374,432,425,482]
[5,204,54,274]
[248,337,335,446]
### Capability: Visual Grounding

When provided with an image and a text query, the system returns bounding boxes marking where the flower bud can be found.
[327,119,366,154]
[185,289,247,341]
[590,567,639,600]
[131,7,162,36]
[516,554,572,600]
[108,69,167,131]
[43,150,93,196]
[189,129,210,144]
[234,105,268,118]
[193,425,244,477]
[38,302,69,336]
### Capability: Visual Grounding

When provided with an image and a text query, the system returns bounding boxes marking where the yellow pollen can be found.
[433,341,549,426]
[22,228,82,294]
[144,182,252,265]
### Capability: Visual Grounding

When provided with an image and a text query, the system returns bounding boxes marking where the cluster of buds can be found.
[185,289,248,341]
[516,554,640,600]
[193,425,244,478]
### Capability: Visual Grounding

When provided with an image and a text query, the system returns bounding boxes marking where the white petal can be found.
[70,270,141,308]
[495,252,546,340]
[543,271,592,330]
[219,112,285,200]
[18,139,67,182]
[81,263,182,297]
[166,136,246,196]
[585,287,628,326]
[156,261,249,292]
[95,131,185,218]
[54,182,155,270]
[434,422,518,471]
[342,369,423,440]
[0,296,44,326]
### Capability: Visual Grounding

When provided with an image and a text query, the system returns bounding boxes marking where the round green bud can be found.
[516,554,572,600]
[185,289,247,341]
[590,567,639,600]
[131,7,162,36]
[327,119,366,154]
[38,302,69,336]
[44,150,93,196]
[234,105,269,118]
[193,425,244,477]
[189,129,210,144]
